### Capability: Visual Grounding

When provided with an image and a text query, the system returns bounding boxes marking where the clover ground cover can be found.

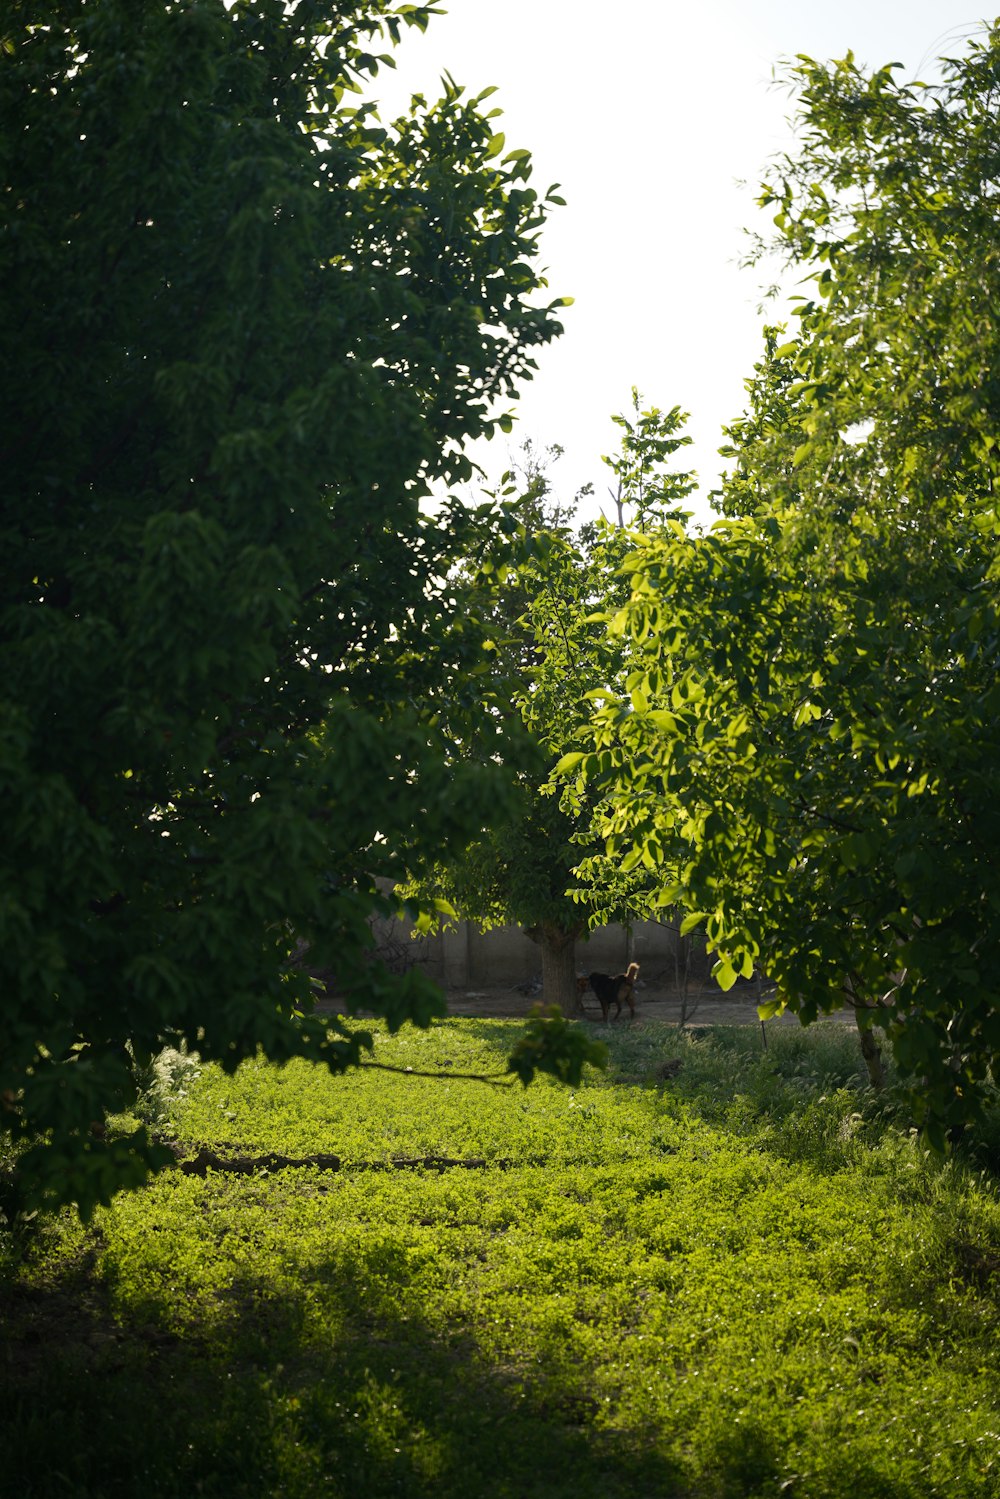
[3,1019,1000,1498]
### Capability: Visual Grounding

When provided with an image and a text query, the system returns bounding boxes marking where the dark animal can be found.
[587,962,640,1022]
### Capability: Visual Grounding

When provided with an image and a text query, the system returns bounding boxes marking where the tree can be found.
[566,31,1000,1143]
[0,0,571,1215]
[409,397,695,1016]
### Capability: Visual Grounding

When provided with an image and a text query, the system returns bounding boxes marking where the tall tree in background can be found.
[568,31,1000,1142]
[409,396,695,1015]
[0,0,569,1213]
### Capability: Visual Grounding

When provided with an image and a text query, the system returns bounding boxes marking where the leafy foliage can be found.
[505,1004,608,1086]
[407,402,695,1012]
[600,388,697,532]
[0,0,567,1213]
[567,31,1000,1143]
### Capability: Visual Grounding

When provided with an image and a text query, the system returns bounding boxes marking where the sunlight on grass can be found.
[4,1018,1000,1498]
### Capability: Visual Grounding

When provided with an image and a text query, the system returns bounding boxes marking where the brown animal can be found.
[587,962,640,1022]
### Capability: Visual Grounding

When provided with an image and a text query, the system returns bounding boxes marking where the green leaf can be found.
[713,958,738,992]
[553,752,585,776]
[757,995,787,1021]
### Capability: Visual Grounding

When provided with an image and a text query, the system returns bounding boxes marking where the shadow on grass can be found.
[0,1231,940,1499]
[433,1014,676,1081]
[1,1241,687,1499]
[434,1017,889,1178]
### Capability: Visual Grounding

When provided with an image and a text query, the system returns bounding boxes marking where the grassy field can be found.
[3,1017,1000,1499]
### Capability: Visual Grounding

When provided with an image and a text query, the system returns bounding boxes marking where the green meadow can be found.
[3,1018,1000,1499]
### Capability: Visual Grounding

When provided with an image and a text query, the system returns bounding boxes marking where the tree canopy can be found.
[409,398,695,1015]
[566,31,1000,1143]
[0,0,569,1213]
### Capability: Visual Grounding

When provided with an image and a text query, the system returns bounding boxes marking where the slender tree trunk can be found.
[845,975,886,1090]
[856,1015,886,1090]
[534,924,579,1018]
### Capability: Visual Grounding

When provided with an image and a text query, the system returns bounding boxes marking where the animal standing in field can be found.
[587,962,640,1022]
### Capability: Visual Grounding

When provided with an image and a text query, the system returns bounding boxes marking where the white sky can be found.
[375,1,983,522]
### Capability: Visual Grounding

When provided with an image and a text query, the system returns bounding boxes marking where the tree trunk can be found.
[534,925,580,1018]
[845,976,886,1090]
[856,1015,886,1090]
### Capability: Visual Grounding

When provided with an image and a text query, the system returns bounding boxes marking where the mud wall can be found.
[371,911,711,992]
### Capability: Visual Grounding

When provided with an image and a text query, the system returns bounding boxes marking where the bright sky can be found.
[376,1,982,523]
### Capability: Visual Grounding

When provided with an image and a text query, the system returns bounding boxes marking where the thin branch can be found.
[356,1060,515,1088]
[794,794,864,834]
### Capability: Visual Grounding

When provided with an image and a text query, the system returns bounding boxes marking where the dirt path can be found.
[443,984,855,1028]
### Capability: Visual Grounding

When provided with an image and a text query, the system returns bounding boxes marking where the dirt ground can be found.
[443,982,856,1028]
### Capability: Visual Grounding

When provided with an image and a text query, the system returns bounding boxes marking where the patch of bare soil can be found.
[443,983,855,1028]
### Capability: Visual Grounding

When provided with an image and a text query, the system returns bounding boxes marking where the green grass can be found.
[3,1018,1000,1498]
